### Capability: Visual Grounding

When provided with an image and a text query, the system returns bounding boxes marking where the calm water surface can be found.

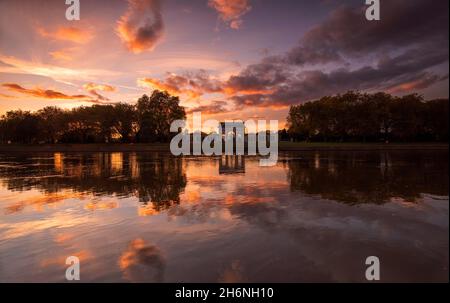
[0,151,448,282]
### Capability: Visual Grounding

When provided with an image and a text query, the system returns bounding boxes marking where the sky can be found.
[0,0,448,127]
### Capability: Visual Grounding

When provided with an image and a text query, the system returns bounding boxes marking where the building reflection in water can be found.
[110,152,123,173]
[219,155,245,175]
[53,153,64,173]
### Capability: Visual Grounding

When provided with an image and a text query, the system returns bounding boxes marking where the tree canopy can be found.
[0,90,186,144]
[286,91,448,142]
[0,90,448,144]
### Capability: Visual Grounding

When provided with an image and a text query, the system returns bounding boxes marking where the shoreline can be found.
[0,142,448,153]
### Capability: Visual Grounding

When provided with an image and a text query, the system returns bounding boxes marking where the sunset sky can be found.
[0,0,448,126]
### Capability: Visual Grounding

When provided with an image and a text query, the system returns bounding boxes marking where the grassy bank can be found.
[278,142,449,151]
[0,142,448,153]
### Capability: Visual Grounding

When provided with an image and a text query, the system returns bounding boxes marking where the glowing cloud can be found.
[2,83,90,100]
[83,82,116,101]
[116,0,164,53]
[208,0,252,29]
[49,50,74,62]
[83,83,116,92]
[137,70,226,100]
[137,75,200,99]
[137,69,274,101]
[37,26,94,44]
[0,93,17,99]
[0,54,121,85]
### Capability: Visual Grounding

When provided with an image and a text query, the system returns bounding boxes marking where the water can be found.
[0,151,448,282]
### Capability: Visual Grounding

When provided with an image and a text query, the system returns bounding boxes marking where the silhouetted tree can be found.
[113,103,137,143]
[37,106,66,143]
[136,90,186,143]
[287,91,448,142]
[0,110,41,143]
[0,90,447,144]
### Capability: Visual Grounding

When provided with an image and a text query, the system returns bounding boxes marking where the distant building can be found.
[219,121,246,138]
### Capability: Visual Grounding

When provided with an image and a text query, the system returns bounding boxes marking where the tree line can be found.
[287,91,448,142]
[0,89,448,144]
[0,90,186,144]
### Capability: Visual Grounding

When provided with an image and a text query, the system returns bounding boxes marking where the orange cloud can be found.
[186,100,228,114]
[137,76,199,98]
[83,82,116,101]
[208,0,252,29]
[137,71,224,99]
[38,26,93,44]
[0,55,121,85]
[48,47,81,62]
[49,50,73,61]
[222,86,275,96]
[2,83,91,100]
[0,93,17,99]
[116,0,164,53]
[387,76,443,94]
[83,83,116,92]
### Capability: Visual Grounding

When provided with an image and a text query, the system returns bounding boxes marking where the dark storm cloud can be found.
[229,46,449,108]
[225,58,288,94]
[186,70,223,94]
[227,0,449,108]
[286,0,449,66]
[187,100,228,114]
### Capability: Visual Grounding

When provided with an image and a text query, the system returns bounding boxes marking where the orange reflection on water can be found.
[84,201,118,211]
[3,191,87,214]
[54,233,76,244]
[0,152,447,282]
[110,153,123,173]
[118,238,165,282]
[219,260,246,283]
[40,250,92,268]
[184,190,201,203]
[129,153,140,179]
[54,153,64,173]
[137,204,159,216]
[1,211,95,241]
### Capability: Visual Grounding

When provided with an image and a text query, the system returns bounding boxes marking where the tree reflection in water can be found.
[0,151,448,282]
[0,151,449,215]
[0,151,448,214]
[0,152,187,214]
[286,151,449,204]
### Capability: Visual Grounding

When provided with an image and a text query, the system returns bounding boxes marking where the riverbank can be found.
[0,142,448,153]
[278,142,449,151]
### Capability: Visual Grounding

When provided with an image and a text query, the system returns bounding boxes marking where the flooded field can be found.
[0,151,448,282]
